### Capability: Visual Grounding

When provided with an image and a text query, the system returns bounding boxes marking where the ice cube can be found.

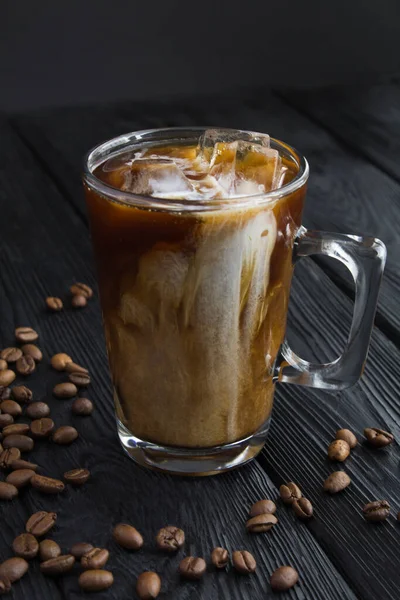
[198,129,270,165]
[234,142,281,194]
[122,158,195,197]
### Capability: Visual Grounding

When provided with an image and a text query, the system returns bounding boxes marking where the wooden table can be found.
[1,82,399,599]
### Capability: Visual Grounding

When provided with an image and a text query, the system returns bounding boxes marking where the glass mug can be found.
[83,127,386,476]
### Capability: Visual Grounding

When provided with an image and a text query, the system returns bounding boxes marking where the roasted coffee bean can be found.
[68,372,91,387]
[12,533,39,559]
[0,387,11,401]
[72,397,93,416]
[363,500,390,522]
[52,426,78,445]
[15,327,38,343]
[16,355,36,376]
[6,469,35,488]
[3,424,30,437]
[70,542,94,559]
[3,435,34,452]
[81,548,109,570]
[46,297,63,312]
[21,344,43,362]
[51,353,73,371]
[0,414,13,429]
[113,523,143,550]
[31,474,65,494]
[0,448,21,469]
[39,540,61,562]
[156,526,185,552]
[246,513,278,533]
[26,402,50,419]
[0,576,11,595]
[279,482,302,505]
[292,498,314,520]
[249,499,276,517]
[0,557,28,583]
[327,439,350,461]
[79,569,114,592]
[179,557,206,580]
[40,554,75,576]
[0,348,22,363]
[72,295,87,308]
[0,481,18,500]
[323,471,351,494]
[30,418,54,439]
[65,362,89,375]
[136,571,161,599]
[64,468,90,486]
[53,382,77,399]
[0,400,21,417]
[0,360,6,371]
[211,547,229,568]
[232,550,256,574]
[10,459,38,471]
[364,427,394,448]
[26,511,57,536]
[12,386,33,404]
[70,282,93,299]
[335,428,357,448]
[0,371,16,387]
[270,566,299,592]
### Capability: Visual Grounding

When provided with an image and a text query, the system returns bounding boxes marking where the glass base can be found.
[117,418,270,476]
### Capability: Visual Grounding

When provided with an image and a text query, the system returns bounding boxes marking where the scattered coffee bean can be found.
[327,439,350,461]
[0,414,13,429]
[249,499,277,517]
[30,418,54,439]
[0,348,22,363]
[64,468,90,486]
[113,523,143,550]
[232,550,256,574]
[12,534,39,560]
[3,435,34,452]
[363,500,390,522]
[335,428,357,448]
[51,353,73,371]
[46,297,63,312]
[292,498,313,520]
[69,372,91,387]
[65,362,89,375]
[53,382,78,399]
[15,327,38,343]
[72,397,93,416]
[6,469,35,489]
[0,481,18,500]
[26,511,57,536]
[81,548,109,570]
[31,474,65,494]
[0,448,21,469]
[211,547,229,569]
[270,566,299,592]
[0,557,29,583]
[21,344,43,362]
[156,526,185,552]
[136,571,161,599]
[279,482,302,505]
[72,295,87,308]
[323,471,351,494]
[70,542,94,559]
[0,400,22,417]
[12,386,33,404]
[364,428,394,448]
[179,556,206,580]
[10,459,38,472]
[246,513,278,533]
[26,402,50,419]
[40,554,75,576]
[0,371,16,387]
[79,569,114,592]
[39,540,62,562]
[0,576,11,595]
[52,426,78,445]
[0,387,11,401]
[3,424,30,437]
[70,283,93,299]
[16,355,36,376]
[0,360,6,371]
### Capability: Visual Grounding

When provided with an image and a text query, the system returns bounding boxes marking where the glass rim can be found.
[83,127,309,212]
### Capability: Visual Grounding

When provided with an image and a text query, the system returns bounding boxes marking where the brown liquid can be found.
[85,141,306,448]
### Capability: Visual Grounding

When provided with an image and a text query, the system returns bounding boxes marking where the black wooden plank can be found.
[0,123,356,599]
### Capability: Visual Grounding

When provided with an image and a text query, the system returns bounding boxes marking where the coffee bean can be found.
[0,481,18,500]
[79,569,114,592]
[12,386,33,403]
[3,435,34,452]
[327,439,350,461]
[6,469,35,489]
[3,424,30,437]
[31,474,65,494]
[323,471,351,494]
[12,533,39,559]
[16,355,35,376]
[81,548,109,570]
[53,382,77,399]
[335,428,357,448]
[70,283,93,298]
[246,513,278,533]
[70,542,94,559]
[30,418,54,439]
[232,550,256,574]
[15,327,38,343]
[10,459,38,471]
[0,448,21,469]
[363,500,390,522]
[211,547,229,569]
[64,468,90,486]
[179,556,206,580]
[52,426,78,445]
[0,348,22,363]
[0,558,28,583]
[65,362,89,375]
[270,566,299,592]
[26,402,50,419]
[249,499,276,517]
[26,511,57,536]
[279,482,302,505]
[292,498,314,520]
[72,295,87,308]
[68,372,91,387]
[156,526,185,552]
[0,371,16,387]
[0,576,11,595]
[0,400,21,417]
[72,397,93,416]
[113,523,143,550]
[39,540,62,562]
[40,554,75,576]
[0,414,13,429]
[51,353,73,371]
[136,571,161,599]
[364,427,394,448]
[0,360,6,371]
[46,297,63,312]
[21,344,43,362]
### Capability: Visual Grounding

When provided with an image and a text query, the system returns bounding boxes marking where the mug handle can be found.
[273,227,387,390]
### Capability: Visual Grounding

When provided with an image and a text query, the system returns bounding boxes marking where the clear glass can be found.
[83,127,386,476]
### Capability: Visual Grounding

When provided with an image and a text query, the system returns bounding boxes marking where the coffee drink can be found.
[270,566,299,591]
[113,523,143,550]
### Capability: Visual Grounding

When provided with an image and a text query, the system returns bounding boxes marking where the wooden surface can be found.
[0,82,399,598]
